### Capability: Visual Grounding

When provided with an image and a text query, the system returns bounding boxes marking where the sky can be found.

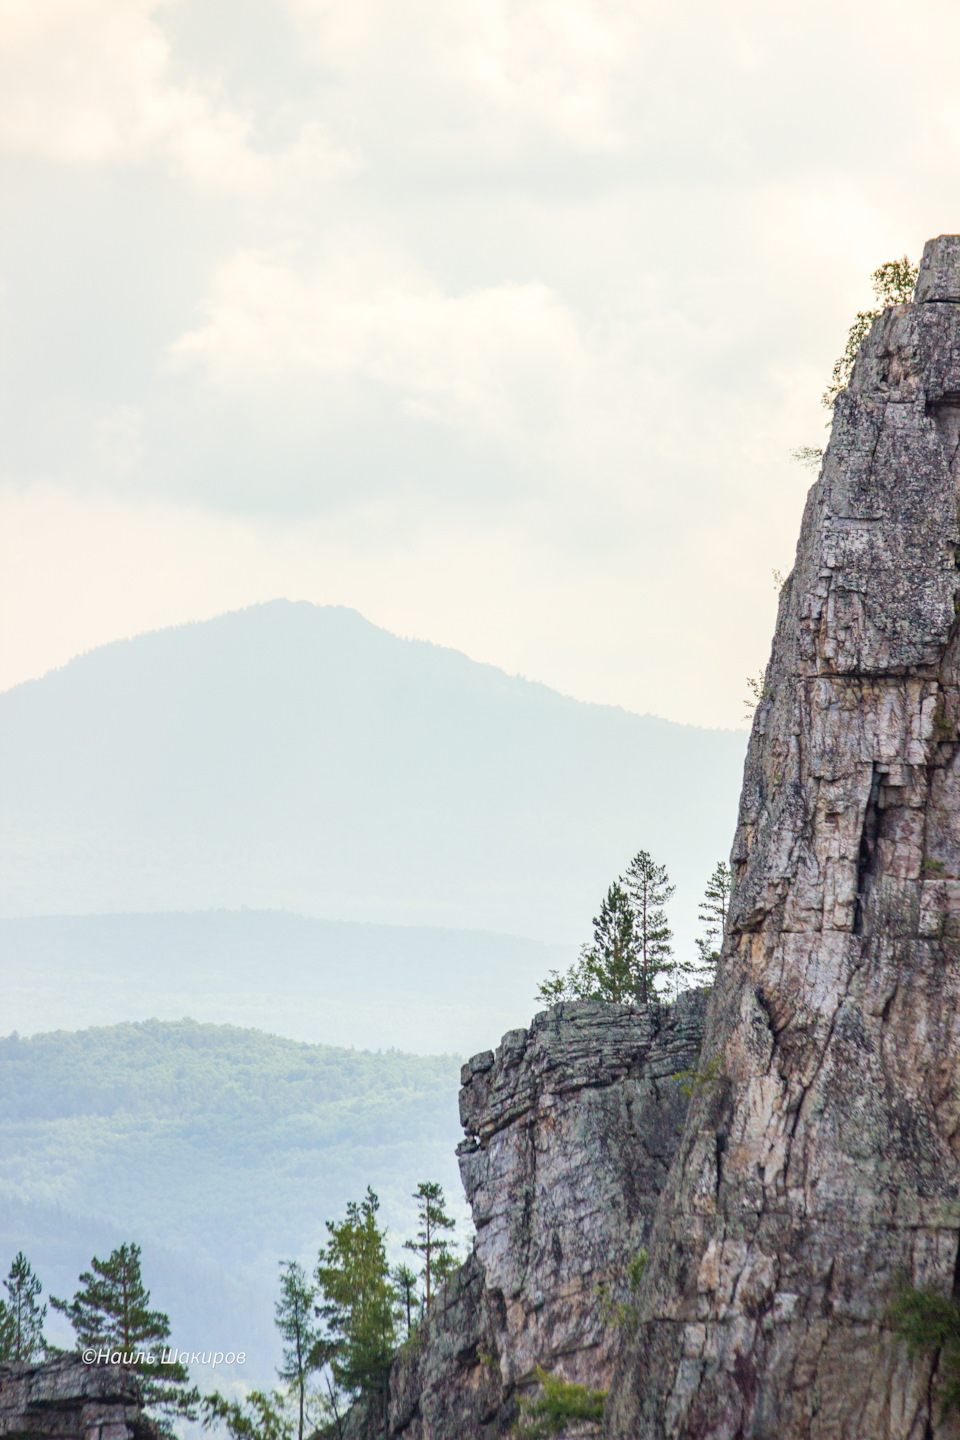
[2,0,959,727]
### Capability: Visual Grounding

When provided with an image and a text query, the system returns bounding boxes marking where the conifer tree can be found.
[390,1264,419,1336]
[0,1253,46,1362]
[51,1243,198,1427]
[691,859,731,984]
[275,1261,319,1440]
[0,1302,15,1364]
[315,1188,398,1396]
[623,850,675,1003]
[538,883,641,1005]
[403,1182,456,1314]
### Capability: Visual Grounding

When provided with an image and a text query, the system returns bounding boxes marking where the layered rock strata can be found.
[0,1356,152,1440]
[345,994,706,1439]
[604,234,960,1439]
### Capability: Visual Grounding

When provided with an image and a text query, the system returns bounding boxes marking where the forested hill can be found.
[0,600,746,949]
[0,1019,464,1382]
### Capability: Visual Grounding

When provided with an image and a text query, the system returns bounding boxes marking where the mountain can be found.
[0,601,746,948]
[0,1020,465,1387]
[0,910,575,1055]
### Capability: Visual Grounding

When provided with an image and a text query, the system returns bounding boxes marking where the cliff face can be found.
[604,235,960,1439]
[0,1356,152,1440]
[346,994,707,1439]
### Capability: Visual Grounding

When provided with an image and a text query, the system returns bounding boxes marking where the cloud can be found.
[0,0,356,190]
[6,0,960,725]
[284,0,640,153]
[167,245,588,441]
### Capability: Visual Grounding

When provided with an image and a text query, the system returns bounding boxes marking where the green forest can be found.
[0,1019,465,1382]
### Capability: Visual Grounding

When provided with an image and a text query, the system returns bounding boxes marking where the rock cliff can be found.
[603,234,960,1439]
[345,994,707,1439]
[0,1355,153,1440]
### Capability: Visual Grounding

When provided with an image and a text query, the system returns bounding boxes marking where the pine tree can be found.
[691,859,731,985]
[50,1243,198,1427]
[390,1264,419,1336]
[315,1188,398,1396]
[0,1253,46,1362]
[0,1302,16,1363]
[403,1182,456,1314]
[275,1261,319,1440]
[579,884,640,1003]
[537,882,641,1005]
[623,850,675,1002]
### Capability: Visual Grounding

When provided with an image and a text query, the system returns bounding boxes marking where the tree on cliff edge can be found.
[314,1187,398,1396]
[537,851,676,1005]
[623,850,675,1003]
[822,256,919,408]
[51,1243,198,1428]
[0,1252,46,1362]
[686,859,731,987]
[275,1261,320,1440]
[404,1181,456,1314]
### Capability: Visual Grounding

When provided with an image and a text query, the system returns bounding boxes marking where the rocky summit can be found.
[603,234,960,1439]
[344,995,707,1439]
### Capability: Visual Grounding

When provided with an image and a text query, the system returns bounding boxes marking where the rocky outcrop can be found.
[603,234,960,1439]
[345,994,707,1439]
[0,1356,152,1440]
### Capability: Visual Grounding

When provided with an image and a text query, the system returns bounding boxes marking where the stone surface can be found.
[0,1356,154,1440]
[603,235,960,1439]
[344,995,706,1439]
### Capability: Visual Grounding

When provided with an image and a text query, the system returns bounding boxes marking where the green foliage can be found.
[623,851,675,1003]
[514,1366,607,1438]
[890,1284,960,1420]
[822,256,918,408]
[596,1249,647,1334]
[0,1300,16,1362]
[315,1187,398,1396]
[50,1243,199,1425]
[674,1054,723,1100]
[0,1252,46,1361]
[390,1263,419,1335]
[275,1261,319,1440]
[404,1181,457,1313]
[0,1019,462,1324]
[201,1388,295,1440]
[688,860,731,986]
[743,668,767,719]
[791,446,824,471]
[536,852,676,1007]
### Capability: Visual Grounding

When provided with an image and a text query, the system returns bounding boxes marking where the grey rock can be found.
[345,995,706,1439]
[604,236,960,1438]
[0,1355,155,1440]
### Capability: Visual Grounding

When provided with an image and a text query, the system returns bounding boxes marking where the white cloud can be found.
[283,0,641,153]
[0,0,356,190]
[7,0,960,727]
[168,245,588,438]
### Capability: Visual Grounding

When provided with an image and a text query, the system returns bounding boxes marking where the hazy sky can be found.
[2,0,958,726]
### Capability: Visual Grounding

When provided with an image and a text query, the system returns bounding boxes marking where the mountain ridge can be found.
[0,599,747,945]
